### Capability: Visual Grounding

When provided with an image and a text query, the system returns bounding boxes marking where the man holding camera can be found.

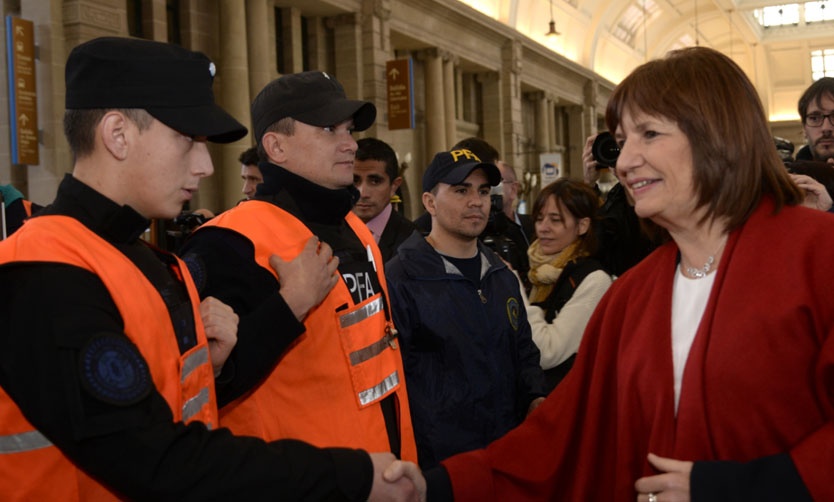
[785,77,834,212]
[385,148,546,470]
[582,132,658,276]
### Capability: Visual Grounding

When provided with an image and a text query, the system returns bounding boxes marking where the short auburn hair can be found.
[605,46,801,232]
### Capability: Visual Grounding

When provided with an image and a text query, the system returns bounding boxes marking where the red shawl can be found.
[442,199,834,500]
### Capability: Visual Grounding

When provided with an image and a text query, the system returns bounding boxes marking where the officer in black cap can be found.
[180,71,425,494]
[0,38,422,501]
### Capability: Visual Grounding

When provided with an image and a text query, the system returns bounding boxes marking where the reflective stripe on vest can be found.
[181,346,208,382]
[182,387,211,425]
[339,296,384,329]
[0,430,52,454]
[358,370,400,407]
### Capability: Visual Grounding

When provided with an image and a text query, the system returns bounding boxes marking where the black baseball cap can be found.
[251,71,376,144]
[422,149,502,192]
[65,37,247,144]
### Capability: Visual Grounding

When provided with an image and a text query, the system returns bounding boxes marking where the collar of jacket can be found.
[255,161,359,225]
[41,174,150,244]
[396,231,506,280]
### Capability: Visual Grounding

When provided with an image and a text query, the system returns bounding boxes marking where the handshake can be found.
[370,453,427,502]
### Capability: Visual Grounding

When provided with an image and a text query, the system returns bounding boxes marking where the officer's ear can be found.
[99,111,129,161]
[422,190,436,216]
[261,131,288,164]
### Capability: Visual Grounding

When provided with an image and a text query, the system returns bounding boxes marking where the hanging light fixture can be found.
[546,0,561,36]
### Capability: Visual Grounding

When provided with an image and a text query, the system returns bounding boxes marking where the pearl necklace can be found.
[682,237,726,279]
[684,255,715,279]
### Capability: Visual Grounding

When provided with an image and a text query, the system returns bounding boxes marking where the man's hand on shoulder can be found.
[270,236,339,321]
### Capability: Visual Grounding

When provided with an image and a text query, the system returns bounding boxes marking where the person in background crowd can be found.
[353,137,417,262]
[794,77,834,163]
[180,71,419,468]
[239,146,263,200]
[415,46,832,502]
[0,183,43,237]
[523,178,612,392]
[582,132,660,276]
[0,37,422,501]
[496,160,534,245]
[785,78,834,212]
[386,149,546,470]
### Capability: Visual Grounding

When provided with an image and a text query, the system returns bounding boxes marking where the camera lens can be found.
[591,132,620,169]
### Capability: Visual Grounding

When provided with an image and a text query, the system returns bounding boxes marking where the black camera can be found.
[480,185,525,272]
[774,136,795,163]
[173,212,209,229]
[592,132,620,169]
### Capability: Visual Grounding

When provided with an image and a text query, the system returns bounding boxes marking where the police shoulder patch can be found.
[79,334,152,406]
[506,297,521,331]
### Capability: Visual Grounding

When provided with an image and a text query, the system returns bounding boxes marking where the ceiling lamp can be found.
[546,0,561,36]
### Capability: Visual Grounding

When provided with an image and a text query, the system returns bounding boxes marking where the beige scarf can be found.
[527,239,587,303]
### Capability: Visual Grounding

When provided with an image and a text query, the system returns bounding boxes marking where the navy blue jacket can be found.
[385,232,546,468]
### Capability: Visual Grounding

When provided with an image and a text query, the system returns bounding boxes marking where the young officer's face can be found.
[127,118,214,219]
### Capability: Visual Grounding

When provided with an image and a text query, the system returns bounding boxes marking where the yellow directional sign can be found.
[6,16,38,165]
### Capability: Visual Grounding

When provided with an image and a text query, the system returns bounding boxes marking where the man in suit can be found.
[353,137,417,262]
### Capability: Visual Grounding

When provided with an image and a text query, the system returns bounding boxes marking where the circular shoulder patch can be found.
[79,335,152,406]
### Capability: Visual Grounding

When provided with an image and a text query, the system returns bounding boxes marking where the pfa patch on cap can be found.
[79,334,152,406]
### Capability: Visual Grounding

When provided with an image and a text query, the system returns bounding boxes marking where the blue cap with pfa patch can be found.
[422,148,502,193]
[65,37,247,144]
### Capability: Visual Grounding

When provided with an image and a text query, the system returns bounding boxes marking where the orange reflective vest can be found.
[201,201,417,461]
[21,199,33,217]
[0,215,217,501]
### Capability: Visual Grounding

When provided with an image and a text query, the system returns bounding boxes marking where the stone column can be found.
[584,79,601,135]
[500,38,524,167]
[455,65,464,122]
[359,0,391,138]
[277,7,303,73]
[534,92,549,155]
[330,13,363,102]
[443,54,457,147]
[217,0,251,210]
[478,71,502,156]
[421,49,446,157]
[546,95,557,151]
[566,105,587,180]
[245,0,273,100]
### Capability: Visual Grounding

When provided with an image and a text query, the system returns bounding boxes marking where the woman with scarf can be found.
[525,178,612,391]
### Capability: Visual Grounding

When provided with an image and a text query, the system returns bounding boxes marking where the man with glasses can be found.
[496,161,533,247]
[796,77,834,163]
[785,78,834,213]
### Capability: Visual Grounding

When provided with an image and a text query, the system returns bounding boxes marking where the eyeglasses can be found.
[804,112,834,127]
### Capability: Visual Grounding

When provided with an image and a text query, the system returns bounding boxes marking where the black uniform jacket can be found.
[0,174,374,501]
